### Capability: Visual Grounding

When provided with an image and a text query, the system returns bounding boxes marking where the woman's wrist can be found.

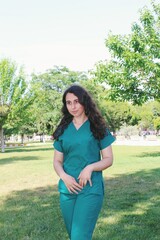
[87,164,94,172]
[59,171,67,180]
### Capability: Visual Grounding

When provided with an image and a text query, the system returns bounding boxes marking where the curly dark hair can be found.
[53,84,107,140]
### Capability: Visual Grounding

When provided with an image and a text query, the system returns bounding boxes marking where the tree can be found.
[153,117,160,132]
[5,103,36,144]
[137,100,160,131]
[82,79,137,132]
[0,58,33,152]
[31,66,88,139]
[94,1,160,105]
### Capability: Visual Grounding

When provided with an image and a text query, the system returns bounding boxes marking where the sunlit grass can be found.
[0,143,160,240]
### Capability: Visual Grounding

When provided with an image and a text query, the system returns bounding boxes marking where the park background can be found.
[0,0,160,239]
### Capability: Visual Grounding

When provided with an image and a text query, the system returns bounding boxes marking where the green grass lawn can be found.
[0,143,160,240]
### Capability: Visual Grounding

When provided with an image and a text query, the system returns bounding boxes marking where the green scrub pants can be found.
[60,192,104,240]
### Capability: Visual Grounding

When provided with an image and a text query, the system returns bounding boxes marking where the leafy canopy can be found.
[94,1,160,105]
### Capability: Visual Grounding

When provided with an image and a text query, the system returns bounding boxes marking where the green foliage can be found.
[0,58,34,151]
[153,117,160,131]
[30,66,89,135]
[136,100,160,130]
[153,117,160,130]
[81,80,139,131]
[0,59,17,125]
[101,101,134,132]
[118,125,139,136]
[94,1,160,104]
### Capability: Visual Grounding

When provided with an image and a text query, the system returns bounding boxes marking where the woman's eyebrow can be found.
[66,98,79,102]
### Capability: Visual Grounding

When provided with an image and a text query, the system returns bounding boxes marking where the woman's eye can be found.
[66,101,71,105]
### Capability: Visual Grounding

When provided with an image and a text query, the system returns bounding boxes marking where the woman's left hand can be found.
[78,165,93,187]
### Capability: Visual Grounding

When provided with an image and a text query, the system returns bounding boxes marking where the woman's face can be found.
[65,93,85,118]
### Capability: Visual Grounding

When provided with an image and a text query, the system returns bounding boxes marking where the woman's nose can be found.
[71,102,76,109]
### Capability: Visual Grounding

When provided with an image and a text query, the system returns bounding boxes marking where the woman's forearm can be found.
[54,160,66,179]
[89,146,114,172]
[89,157,113,172]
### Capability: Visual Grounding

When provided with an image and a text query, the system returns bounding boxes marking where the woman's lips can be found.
[71,111,78,114]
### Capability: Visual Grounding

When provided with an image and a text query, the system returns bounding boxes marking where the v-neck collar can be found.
[71,119,89,131]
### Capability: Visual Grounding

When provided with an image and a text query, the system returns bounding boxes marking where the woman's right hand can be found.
[61,173,83,194]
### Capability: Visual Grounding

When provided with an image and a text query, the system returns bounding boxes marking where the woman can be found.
[53,84,115,240]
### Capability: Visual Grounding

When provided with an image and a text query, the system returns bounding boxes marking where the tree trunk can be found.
[40,133,45,142]
[0,126,5,153]
[21,133,24,144]
[42,133,45,143]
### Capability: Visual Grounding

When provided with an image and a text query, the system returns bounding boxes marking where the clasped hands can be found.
[62,165,93,194]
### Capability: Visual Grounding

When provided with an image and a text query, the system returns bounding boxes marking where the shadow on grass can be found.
[0,185,68,240]
[1,169,160,240]
[135,151,160,158]
[0,156,40,165]
[4,146,53,153]
[94,168,160,240]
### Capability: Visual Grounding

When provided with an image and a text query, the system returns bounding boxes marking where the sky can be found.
[0,0,155,75]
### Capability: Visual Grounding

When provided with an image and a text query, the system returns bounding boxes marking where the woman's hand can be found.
[78,165,93,187]
[61,173,83,194]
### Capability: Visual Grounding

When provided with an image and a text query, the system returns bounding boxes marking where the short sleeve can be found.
[53,139,63,153]
[99,129,116,150]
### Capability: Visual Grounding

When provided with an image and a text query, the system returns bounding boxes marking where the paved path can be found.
[114,139,160,146]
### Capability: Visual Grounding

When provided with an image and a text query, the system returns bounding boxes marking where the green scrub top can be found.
[53,120,115,195]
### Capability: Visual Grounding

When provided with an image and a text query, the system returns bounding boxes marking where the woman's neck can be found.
[73,115,87,124]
